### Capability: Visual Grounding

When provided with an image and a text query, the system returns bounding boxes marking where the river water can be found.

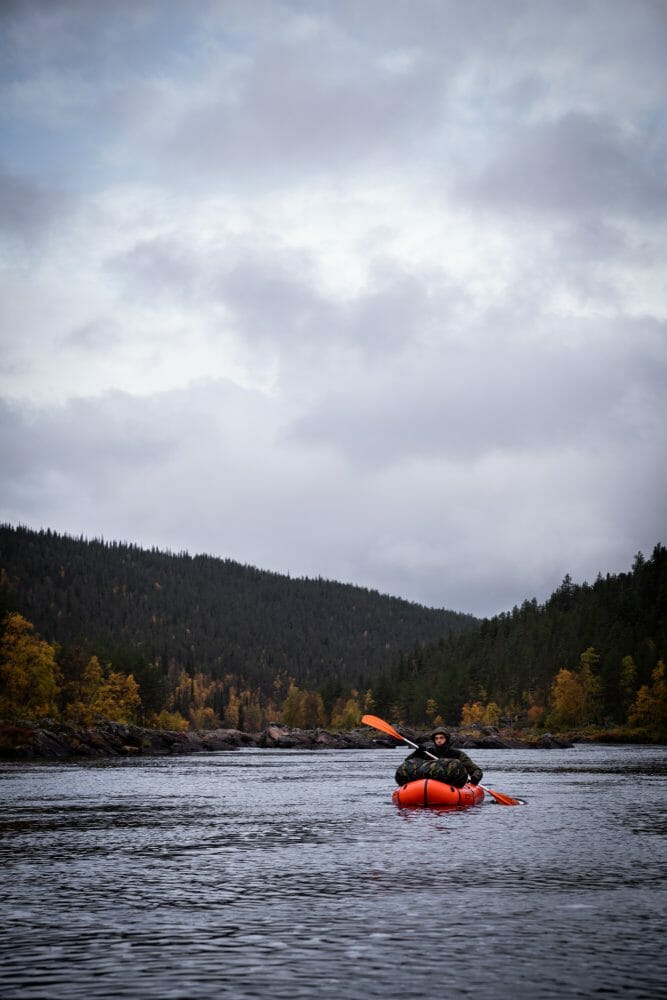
[1,744,666,999]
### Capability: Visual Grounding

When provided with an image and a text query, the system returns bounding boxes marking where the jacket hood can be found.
[430,726,451,744]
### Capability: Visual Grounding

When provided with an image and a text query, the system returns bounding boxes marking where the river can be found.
[1,744,666,998]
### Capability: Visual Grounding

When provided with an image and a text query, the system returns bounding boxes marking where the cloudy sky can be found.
[1,1,666,618]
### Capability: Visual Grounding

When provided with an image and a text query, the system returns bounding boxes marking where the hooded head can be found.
[431,726,450,745]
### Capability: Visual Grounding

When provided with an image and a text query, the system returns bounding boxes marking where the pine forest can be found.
[1,524,665,740]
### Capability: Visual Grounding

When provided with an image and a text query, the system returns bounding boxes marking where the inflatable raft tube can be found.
[392,779,484,809]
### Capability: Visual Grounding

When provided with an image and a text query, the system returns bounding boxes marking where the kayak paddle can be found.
[361,713,525,806]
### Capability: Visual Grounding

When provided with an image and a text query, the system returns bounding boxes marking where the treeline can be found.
[0,609,379,732]
[2,604,664,739]
[1,525,665,740]
[371,545,667,739]
[0,523,476,729]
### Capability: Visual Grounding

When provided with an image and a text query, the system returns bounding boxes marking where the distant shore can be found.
[0,719,586,759]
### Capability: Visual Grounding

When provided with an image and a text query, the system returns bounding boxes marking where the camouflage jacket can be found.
[406,743,483,784]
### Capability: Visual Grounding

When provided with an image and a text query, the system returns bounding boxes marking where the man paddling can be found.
[395,726,483,787]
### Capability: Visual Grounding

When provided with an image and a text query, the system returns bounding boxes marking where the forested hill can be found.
[3,525,664,738]
[374,543,667,731]
[0,524,477,696]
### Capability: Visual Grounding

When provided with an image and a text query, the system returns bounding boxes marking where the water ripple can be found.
[1,747,665,998]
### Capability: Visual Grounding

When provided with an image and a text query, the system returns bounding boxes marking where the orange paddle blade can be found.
[361,714,404,742]
[479,783,524,806]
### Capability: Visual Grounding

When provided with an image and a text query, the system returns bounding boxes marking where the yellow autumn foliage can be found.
[281,682,327,728]
[0,613,61,719]
[64,655,140,725]
[460,700,501,726]
[628,661,667,735]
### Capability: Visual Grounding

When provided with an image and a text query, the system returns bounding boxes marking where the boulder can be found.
[199,728,250,751]
[472,735,514,749]
[259,725,316,749]
[535,732,575,748]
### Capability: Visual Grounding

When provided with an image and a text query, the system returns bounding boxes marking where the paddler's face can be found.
[434,734,447,746]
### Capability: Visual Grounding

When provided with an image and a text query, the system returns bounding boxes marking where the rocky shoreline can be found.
[0,719,574,760]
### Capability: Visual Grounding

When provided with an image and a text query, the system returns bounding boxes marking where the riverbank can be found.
[0,719,578,759]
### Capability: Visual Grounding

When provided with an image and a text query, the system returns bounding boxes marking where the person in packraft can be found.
[395,726,483,788]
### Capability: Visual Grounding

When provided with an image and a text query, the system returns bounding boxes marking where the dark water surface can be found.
[1,745,666,998]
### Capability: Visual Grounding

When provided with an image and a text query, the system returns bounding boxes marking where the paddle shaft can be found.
[390,731,438,760]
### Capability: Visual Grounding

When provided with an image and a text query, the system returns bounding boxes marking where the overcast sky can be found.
[1,1,666,618]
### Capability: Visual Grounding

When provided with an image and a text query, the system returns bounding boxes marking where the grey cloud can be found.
[341,263,466,357]
[211,249,326,342]
[107,237,337,348]
[0,380,277,490]
[64,319,123,351]
[0,1,511,189]
[106,236,454,362]
[106,237,205,304]
[213,252,449,357]
[286,318,667,465]
[1,0,188,75]
[0,394,174,484]
[463,112,667,218]
[6,1,667,198]
[0,166,68,240]
[163,30,443,178]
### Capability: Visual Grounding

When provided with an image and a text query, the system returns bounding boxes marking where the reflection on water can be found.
[1,746,666,998]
